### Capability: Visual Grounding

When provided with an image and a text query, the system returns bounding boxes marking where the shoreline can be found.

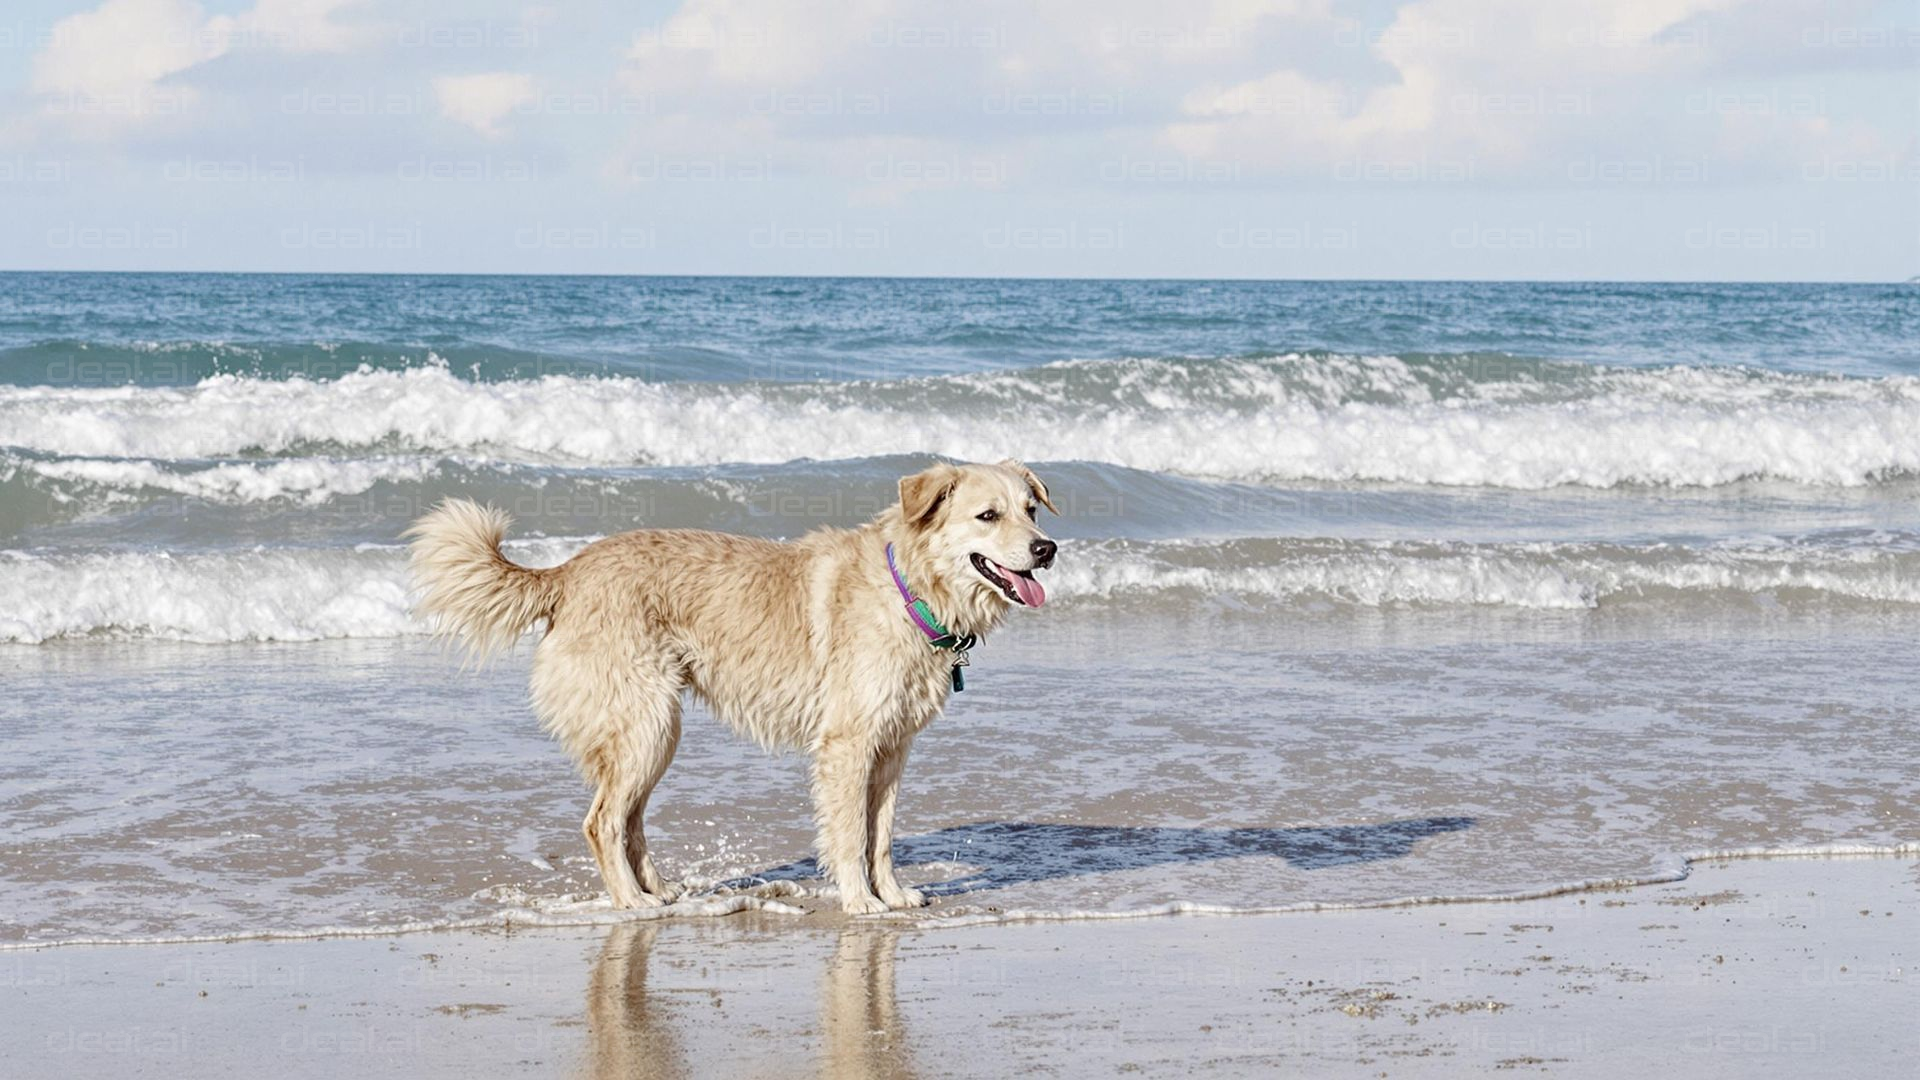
[6,853,1912,1077]
[6,843,1918,953]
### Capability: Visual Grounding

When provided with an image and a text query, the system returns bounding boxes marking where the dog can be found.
[406,460,1057,913]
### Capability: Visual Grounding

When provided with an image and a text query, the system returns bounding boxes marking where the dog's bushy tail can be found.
[406,498,559,662]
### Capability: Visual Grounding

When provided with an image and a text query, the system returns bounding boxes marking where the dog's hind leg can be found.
[622,696,684,902]
[866,740,926,909]
[550,643,684,910]
[585,683,683,909]
[811,733,888,915]
[581,775,647,909]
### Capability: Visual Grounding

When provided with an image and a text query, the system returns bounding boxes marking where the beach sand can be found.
[7,854,1912,1078]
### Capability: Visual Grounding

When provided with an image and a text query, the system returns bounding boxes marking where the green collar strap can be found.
[885,543,976,691]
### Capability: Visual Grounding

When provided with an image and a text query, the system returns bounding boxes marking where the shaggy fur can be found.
[407,460,1057,913]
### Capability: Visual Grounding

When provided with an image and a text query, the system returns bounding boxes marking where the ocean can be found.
[2,274,1916,946]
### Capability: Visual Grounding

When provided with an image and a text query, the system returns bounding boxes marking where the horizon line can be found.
[0,269,1911,286]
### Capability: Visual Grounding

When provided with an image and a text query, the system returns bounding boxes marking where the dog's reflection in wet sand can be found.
[582,923,915,1080]
[820,928,916,1079]
[583,923,684,1080]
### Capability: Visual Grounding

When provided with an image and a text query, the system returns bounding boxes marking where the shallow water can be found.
[2,609,1914,944]
[0,275,1914,944]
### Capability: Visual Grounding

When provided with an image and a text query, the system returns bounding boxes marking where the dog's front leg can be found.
[811,734,889,914]
[867,741,926,909]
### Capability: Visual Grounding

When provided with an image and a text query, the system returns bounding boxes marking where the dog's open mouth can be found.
[970,553,1047,607]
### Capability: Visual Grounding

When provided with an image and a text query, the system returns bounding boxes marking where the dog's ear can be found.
[999,459,1058,515]
[898,463,962,526]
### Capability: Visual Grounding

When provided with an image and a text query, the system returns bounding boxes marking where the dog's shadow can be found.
[731,816,1473,898]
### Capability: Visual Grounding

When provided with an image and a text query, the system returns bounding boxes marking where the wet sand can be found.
[6,854,1913,1078]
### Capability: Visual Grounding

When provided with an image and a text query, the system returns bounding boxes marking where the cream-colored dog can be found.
[407,460,1057,914]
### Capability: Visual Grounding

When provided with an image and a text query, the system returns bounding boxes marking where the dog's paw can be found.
[840,891,891,916]
[880,885,927,909]
[611,889,666,910]
[651,879,687,903]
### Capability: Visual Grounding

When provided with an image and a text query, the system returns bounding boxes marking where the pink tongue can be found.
[1003,563,1046,607]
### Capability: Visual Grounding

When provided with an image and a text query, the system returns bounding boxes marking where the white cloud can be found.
[607,0,1898,187]
[433,73,537,139]
[27,0,379,134]
[228,0,385,54]
[624,0,1332,87]
[31,0,228,115]
[1166,0,1751,168]
[1156,0,1899,182]
[608,0,1341,188]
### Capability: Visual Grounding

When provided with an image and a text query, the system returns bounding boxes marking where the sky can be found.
[0,0,1914,279]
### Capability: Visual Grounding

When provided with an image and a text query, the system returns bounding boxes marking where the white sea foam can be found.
[3,536,1914,644]
[2,358,1917,488]
[3,843,1911,949]
[0,894,809,952]
[1065,536,1920,610]
[908,843,1920,929]
[2,452,446,506]
[0,538,587,644]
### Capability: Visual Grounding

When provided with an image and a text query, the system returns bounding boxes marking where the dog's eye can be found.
[976,509,999,522]
[1025,504,1037,520]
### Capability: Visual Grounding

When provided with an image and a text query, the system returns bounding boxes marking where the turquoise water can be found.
[2,276,1915,387]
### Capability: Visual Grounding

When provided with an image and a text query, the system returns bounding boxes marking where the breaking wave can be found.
[2,355,1918,489]
[4,533,1915,644]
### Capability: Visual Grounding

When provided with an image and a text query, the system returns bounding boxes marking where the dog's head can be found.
[894,459,1058,621]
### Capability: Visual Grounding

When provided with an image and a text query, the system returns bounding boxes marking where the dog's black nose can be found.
[1030,538,1057,568]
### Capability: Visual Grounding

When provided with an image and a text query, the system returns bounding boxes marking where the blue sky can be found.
[0,0,1914,279]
